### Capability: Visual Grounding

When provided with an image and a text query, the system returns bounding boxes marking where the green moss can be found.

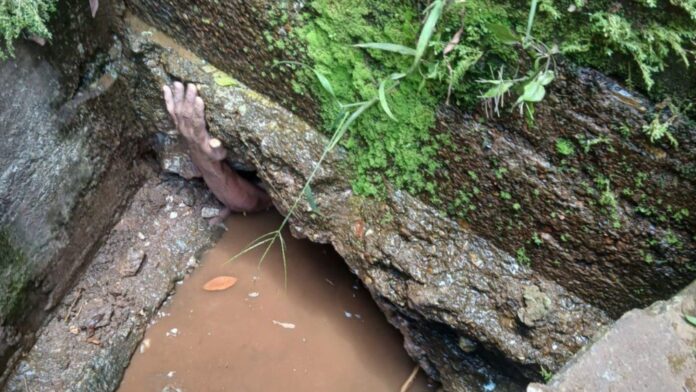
[278,0,695,197]
[555,138,575,156]
[0,0,57,59]
[0,229,31,321]
[291,0,442,196]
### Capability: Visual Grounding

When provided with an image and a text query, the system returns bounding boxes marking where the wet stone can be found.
[529,280,696,392]
[119,247,146,277]
[78,299,113,333]
[517,285,552,328]
[201,206,221,219]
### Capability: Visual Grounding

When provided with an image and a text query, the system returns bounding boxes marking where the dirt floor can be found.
[3,174,224,391]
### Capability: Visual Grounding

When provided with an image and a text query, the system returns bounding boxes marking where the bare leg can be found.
[162,82,272,217]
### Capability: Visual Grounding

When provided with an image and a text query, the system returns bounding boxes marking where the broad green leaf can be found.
[481,81,514,98]
[517,80,545,103]
[379,79,396,121]
[537,70,555,86]
[685,314,696,327]
[313,69,335,97]
[354,43,417,56]
[413,0,444,67]
[390,72,407,81]
[487,23,518,44]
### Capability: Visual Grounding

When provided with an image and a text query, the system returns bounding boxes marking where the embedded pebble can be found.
[201,206,221,219]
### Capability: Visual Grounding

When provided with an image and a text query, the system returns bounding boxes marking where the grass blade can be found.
[354,43,416,56]
[227,237,274,263]
[413,0,444,68]
[303,185,320,213]
[279,233,288,288]
[525,0,539,45]
[313,69,335,97]
[379,79,397,121]
[328,98,377,150]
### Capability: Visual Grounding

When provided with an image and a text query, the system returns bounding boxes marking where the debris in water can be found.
[325,278,335,286]
[272,320,296,329]
[139,338,151,353]
[167,371,176,378]
[483,380,496,391]
[166,328,179,337]
[399,365,420,392]
[344,311,352,318]
[248,292,260,298]
[203,276,238,291]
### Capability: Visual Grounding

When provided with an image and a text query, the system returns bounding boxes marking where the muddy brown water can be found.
[119,211,432,392]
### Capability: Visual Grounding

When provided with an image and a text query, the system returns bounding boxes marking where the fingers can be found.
[185,83,198,106]
[192,96,207,140]
[162,85,176,123]
[172,81,184,106]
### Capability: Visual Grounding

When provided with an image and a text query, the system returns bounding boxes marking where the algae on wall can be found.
[268,0,696,200]
[0,230,31,322]
[0,0,57,59]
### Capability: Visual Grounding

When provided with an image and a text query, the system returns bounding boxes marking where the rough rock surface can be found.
[0,0,148,369]
[119,16,611,388]
[125,0,696,319]
[4,176,221,391]
[2,1,695,391]
[528,279,696,392]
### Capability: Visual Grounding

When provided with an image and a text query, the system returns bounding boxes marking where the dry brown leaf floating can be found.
[203,276,238,291]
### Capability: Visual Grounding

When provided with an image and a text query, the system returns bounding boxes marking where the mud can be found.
[3,175,222,391]
[119,211,432,392]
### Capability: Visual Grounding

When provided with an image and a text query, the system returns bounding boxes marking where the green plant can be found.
[685,314,696,327]
[532,232,542,246]
[233,0,449,282]
[596,176,622,229]
[540,365,553,382]
[577,134,610,153]
[555,138,575,156]
[477,0,558,119]
[0,0,56,59]
[516,247,531,265]
[643,114,679,147]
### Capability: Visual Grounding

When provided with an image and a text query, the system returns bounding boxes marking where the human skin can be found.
[162,82,272,219]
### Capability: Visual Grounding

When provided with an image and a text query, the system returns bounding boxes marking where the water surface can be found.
[119,210,431,391]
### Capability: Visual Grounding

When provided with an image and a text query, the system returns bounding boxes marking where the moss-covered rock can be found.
[0,230,31,322]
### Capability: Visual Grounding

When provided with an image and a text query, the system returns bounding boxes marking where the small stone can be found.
[517,285,552,327]
[119,248,146,277]
[169,211,178,219]
[457,336,478,353]
[201,206,221,219]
